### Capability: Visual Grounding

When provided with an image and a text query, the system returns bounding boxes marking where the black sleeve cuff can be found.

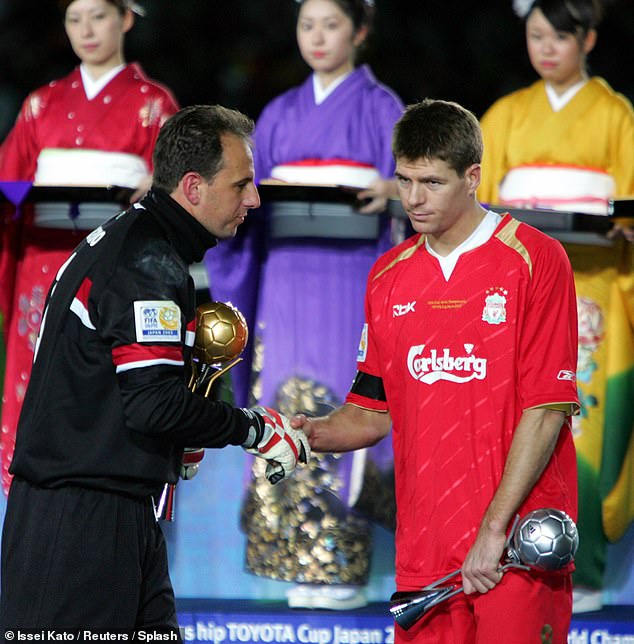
[235,407,264,447]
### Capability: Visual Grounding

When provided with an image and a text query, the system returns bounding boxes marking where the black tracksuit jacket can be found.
[10,188,252,498]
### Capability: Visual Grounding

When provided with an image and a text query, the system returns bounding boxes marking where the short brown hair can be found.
[152,105,255,194]
[392,99,483,177]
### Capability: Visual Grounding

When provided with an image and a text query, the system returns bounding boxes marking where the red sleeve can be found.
[0,92,42,181]
[140,88,179,172]
[518,234,579,413]
[344,268,389,411]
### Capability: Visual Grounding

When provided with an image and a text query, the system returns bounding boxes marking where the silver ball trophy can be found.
[389,508,579,631]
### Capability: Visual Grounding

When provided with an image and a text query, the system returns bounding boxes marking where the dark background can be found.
[1,0,633,141]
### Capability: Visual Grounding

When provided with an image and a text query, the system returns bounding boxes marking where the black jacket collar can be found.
[141,188,217,264]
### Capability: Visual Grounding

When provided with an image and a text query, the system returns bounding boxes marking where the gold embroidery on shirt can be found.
[427,299,467,309]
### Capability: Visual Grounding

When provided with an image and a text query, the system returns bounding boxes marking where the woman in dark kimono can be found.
[206,0,403,610]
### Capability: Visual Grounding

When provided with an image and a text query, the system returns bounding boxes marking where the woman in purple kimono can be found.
[206,0,403,610]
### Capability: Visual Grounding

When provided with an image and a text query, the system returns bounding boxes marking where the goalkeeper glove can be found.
[241,406,310,484]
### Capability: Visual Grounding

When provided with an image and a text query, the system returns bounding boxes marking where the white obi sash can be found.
[266,159,382,239]
[32,148,149,230]
[498,164,615,215]
[270,159,380,188]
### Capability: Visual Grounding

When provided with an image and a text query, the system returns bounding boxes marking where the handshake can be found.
[240,406,311,484]
[180,406,311,485]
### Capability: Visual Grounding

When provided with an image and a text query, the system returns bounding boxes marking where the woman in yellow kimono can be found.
[479,0,634,614]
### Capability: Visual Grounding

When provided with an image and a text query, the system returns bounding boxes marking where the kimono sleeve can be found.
[609,93,634,196]
[140,88,179,172]
[0,92,42,181]
[369,86,404,178]
[479,95,515,206]
[253,98,282,182]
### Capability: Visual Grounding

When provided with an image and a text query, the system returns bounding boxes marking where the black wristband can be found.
[239,408,265,448]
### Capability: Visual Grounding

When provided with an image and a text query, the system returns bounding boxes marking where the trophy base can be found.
[287,584,368,610]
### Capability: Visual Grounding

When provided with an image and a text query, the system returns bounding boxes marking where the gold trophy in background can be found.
[158,301,248,521]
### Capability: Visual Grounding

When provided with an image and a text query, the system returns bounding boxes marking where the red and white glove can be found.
[180,447,205,480]
[241,406,311,484]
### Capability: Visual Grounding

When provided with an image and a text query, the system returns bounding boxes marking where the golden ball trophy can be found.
[159,301,248,521]
[188,300,249,396]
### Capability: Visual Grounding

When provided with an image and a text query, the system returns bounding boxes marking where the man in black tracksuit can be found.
[0,105,309,632]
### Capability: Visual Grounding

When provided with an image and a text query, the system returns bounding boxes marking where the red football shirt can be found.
[346,214,579,588]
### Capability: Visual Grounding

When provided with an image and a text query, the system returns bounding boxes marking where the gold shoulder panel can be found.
[373,234,426,281]
[494,218,533,277]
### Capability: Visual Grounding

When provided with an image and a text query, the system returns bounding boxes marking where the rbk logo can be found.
[557,370,576,382]
[393,301,416,317]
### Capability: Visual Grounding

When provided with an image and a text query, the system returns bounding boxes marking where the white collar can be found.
[545,79,587,112]
[80,64,126,100]
[426,210,502,281]
[312,70,352,105]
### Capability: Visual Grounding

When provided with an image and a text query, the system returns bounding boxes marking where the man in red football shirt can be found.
[292,99,579,644]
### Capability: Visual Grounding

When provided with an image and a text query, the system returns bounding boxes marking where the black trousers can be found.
[0,479,179,631]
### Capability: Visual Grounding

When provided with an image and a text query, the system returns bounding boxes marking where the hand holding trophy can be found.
[158,301,248,521]
[389,508,579,630]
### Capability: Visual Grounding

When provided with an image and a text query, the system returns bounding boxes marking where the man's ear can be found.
[180,172,203,206]
[466,163,481,196]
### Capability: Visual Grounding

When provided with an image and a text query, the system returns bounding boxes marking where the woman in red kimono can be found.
[0,0,179,494]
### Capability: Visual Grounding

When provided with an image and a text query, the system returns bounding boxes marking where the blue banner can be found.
[176,602,634,644]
